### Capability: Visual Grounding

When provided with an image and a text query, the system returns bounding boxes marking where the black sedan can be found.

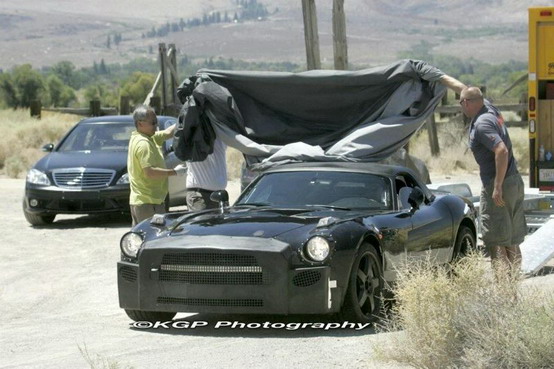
[118,162,477,323]
[23,115,187,226]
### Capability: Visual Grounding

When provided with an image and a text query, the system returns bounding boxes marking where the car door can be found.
[161,119,188,207]
[397,172,454,264]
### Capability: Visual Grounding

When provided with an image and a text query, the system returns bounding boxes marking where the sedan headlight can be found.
[116,173,129,184]
[120,232,144,258]
[26,169,51,185]
[305,236,330,262]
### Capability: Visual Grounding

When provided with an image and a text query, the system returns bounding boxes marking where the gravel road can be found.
[1,178,408,369]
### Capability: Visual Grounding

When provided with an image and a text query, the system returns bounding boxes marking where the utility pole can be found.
[332,0,348,70]
[301,0,321,70]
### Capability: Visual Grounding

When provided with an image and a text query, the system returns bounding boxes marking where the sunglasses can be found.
[141,119,158,126]
[459,98,475,105]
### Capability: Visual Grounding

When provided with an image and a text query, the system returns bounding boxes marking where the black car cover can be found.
[174,59,446,169]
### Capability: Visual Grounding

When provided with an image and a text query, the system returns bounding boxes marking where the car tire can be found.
[339,243,384,324]
[125,309,176,322]
[22,202,55,226]
[452,224,476,262]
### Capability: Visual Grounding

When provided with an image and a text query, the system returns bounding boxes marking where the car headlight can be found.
[26,169,51,185]
[305,236,330,262]
[117,173,129,184]
[120,232,144,258]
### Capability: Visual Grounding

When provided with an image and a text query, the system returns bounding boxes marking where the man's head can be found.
[459,87,484,119]
[132,105,158,136]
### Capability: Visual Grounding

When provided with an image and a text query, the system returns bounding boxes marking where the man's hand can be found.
[492,186,505,207]
[173,164,187,176]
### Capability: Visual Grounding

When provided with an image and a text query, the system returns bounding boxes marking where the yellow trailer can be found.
[529,7,554,190]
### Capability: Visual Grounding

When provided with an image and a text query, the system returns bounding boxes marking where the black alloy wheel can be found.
[340,243,383,323]
[125,309,176,323]
[452,225,476,262]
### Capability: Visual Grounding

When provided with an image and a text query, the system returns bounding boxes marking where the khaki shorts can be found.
[480,174,527,248]
[130,203,166,226]
[186,189,218,212]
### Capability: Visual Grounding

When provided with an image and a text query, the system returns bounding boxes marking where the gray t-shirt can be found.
[469,100,518,186]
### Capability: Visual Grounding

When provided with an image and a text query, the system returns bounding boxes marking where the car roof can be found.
[263,161,412,177]
[76,115,177,124]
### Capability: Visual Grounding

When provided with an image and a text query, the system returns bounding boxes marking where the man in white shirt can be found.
[185,138,228,211]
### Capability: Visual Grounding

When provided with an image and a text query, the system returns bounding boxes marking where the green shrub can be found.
[375,252,554,369]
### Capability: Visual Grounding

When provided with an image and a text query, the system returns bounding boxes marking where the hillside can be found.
[0,0,551,70]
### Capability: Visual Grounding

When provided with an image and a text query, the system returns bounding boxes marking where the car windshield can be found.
[57,123,135,152]
[237,170,392,210]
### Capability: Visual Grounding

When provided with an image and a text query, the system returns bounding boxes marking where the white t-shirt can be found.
[186,139,228,191]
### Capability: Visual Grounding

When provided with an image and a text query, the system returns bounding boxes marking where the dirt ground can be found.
[1,175,552,369]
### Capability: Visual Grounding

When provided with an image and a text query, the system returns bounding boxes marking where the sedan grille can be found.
[53,168,115,189]
[159,253,266,285]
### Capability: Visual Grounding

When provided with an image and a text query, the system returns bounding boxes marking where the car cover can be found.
[174,59,446,170]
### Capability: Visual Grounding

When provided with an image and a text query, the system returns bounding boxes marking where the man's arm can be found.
[492,142,509,207]
[143,166,176,179]
[162,123,176,139]
[440,75,467,94]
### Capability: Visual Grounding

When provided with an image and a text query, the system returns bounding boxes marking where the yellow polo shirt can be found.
[128,131,169,205]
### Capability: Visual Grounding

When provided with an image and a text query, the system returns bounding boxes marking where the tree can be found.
[106,35,111,49]
[120,72,156,106]
[45,75,76,107]
[12,64,45,107]
[0,72,18,108]
[51,61,77,88]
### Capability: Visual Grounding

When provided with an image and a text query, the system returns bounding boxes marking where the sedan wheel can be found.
[340,243,383,323]
[22,201,55,226]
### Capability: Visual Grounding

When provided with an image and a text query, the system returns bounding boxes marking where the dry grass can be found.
[375,252,554,369]
[410,115,529,176]
[0,109,78,178]
[78,344,134,369]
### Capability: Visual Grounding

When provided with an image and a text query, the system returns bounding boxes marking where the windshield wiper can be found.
[306,204,351,211]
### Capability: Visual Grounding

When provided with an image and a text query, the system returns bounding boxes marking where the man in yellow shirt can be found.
[128,105,186,225]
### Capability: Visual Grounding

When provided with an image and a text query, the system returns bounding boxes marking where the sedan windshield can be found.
[237,171,392,210]
[58,123,135,152]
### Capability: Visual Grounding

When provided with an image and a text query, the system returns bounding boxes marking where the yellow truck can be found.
[528,6,554,190]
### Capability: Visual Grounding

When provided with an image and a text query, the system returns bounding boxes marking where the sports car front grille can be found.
[159,253,266,285]
[293,270,321,287]
[53,168,115,189]
[157,297,264,307]
[120,266,137,282]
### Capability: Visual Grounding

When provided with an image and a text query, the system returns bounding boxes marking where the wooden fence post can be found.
[30,100,42,119]
[332,0,348,70]
[427,113,440,156]
[90,99,101,116]
[159,43,168,114]
[149,96,162,115]
[120,96,130,115]
[301,0,321,70]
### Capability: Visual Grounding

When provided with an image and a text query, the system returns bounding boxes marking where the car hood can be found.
[167,207,369,239]
[34,151,127,172]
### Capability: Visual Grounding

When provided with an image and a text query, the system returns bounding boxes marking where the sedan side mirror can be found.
[408,187,425,211]
[42,143,54,152]
[210,190,229,212]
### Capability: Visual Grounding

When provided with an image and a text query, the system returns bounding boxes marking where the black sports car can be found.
[118,162,477,323]
[23,115,187,226]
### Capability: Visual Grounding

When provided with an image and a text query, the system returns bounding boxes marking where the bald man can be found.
[441,76,526,277]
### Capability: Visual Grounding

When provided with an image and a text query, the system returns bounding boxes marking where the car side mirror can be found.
[408,187,425,211]
[42,143,54,152]
[210,190,229,212]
